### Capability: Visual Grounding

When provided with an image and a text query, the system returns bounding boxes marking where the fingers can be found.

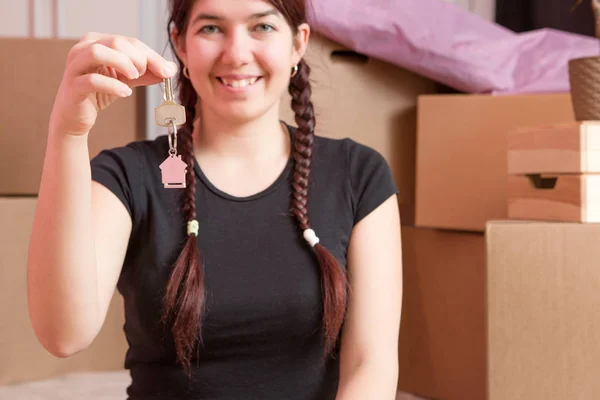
[103,36,148,78]
[67,32,116,62]
[67,33,178,85]
[71,72,133,103]
[126,70,167,88]
[124,36,178,80]
[69,42,140,80]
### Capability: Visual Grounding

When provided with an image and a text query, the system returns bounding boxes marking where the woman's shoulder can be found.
[313,134,387,168]
[312,133,398,225]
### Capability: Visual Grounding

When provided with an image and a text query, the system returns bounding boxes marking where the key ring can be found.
[167,118,177,156]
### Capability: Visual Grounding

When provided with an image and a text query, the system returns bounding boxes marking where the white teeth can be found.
[220,77,259,88]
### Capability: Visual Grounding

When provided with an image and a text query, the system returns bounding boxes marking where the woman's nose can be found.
[220,28,253,67]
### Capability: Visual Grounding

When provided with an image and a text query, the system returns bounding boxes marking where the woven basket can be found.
[569,56,600,121]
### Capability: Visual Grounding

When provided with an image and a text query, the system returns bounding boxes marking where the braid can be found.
[288,59,349,358]
[160,66,205,379]
[179,80,198,220]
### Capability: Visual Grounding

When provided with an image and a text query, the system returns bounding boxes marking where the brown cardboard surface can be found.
[486,220,600,400]
[415,93,575,232]
[0,197,127,385]
[507,121,600,223]
[398,226,486,400]
[0,38,145,195]
[507,174,600,223]
[507,121,600,175]
[280,34,437,224]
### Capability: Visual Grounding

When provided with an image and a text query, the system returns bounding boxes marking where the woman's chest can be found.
[122,177,353,342]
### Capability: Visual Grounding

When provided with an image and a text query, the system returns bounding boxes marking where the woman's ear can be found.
[171,27,188,66]
[292,23,311,66]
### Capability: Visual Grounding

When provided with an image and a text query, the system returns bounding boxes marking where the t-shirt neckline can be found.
[192,121,294,203]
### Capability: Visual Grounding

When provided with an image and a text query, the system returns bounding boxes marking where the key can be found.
[156,77,187,189]
[154,77,186,127]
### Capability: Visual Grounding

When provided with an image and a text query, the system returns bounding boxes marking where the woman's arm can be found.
[336,195,403,399]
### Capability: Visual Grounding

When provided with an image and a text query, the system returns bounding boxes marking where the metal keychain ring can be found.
[166,118,178,157]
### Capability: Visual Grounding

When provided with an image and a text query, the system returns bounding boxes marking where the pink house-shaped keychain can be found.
[159,155,188,188]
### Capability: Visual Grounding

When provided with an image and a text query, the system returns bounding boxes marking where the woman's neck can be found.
[192,106,290,166]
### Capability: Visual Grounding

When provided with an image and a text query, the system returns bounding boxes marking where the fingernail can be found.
[121,87,133,97]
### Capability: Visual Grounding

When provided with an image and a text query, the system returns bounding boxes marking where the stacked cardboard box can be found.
[485,121,600,399]
[415,92,575,232]
[0,37,140,385]
[486,221,600,400]
[400,92,582,399]
[398,227,486,400]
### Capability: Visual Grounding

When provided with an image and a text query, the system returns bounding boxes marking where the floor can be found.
[0,371,430,400]
[397,392,429,400]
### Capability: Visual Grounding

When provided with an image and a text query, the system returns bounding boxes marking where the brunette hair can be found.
[163,0,348,376]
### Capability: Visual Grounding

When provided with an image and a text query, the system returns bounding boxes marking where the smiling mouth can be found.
[217,77,262,88]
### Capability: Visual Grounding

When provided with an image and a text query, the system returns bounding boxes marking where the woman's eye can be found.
[199,25,220,34]
[255,23,275,33]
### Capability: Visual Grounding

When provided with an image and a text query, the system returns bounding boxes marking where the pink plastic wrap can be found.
[307,0,600,94]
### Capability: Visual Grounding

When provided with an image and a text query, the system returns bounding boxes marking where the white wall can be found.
[0,1,30,36]
[446,0,496,21]
[57,0,140,38]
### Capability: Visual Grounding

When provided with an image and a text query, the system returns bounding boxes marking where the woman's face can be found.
[176,0,309,123]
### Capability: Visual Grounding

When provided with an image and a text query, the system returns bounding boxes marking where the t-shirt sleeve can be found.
[347,139,399,225]
[90,142,142,220]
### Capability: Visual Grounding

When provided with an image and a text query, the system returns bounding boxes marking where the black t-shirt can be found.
[90,122,399,400]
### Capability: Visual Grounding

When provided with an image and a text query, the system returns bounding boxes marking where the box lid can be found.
[507,121,600,175]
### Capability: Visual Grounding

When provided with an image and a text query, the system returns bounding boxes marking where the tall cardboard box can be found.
[0,38,145,195]
[486,221,600,399]
[281,34,437,224]
[415,93,575,232]
[398,226,486,400]
[0,197,128,385]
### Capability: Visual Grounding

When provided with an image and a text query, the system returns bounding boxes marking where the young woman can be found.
[27,0,403,398]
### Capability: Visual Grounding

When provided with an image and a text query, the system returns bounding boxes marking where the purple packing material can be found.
[306,0,600,94]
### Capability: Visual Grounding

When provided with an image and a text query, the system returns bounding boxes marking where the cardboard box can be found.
[507,121,600,223]
[0,38,145,195]
[415,93,575,232]
[0,197,127,385]
[280,34,437,224]
[398,226,486,400]
[486,220,600,400]
[507,121,600,175]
